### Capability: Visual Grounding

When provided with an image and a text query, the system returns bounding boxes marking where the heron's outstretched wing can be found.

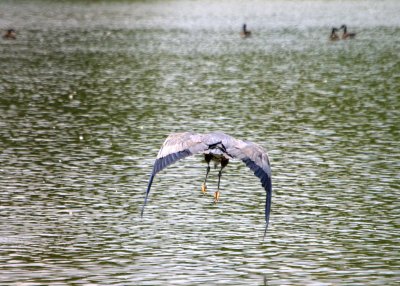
[227,140,272,238]
[141,132,208,217]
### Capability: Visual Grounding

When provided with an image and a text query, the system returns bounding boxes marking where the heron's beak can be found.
[201,183,207,194]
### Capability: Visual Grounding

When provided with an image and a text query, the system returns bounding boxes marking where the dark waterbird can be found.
[340,24,356,39]
[240,23,252,38]
[141,131,272,238]
[3,29,16,40]
[329,27,340,41]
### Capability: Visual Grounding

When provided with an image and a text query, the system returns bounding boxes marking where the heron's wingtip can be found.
[141,173,154,218]
[140,205,145,218]
[263,223,268,240]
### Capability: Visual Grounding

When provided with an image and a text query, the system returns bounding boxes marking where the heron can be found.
[141,131,272,238]
[340,24,356,39]
[329,27,340,41]
[240,24,252,38]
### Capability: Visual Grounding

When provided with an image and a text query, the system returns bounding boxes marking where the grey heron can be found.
[340,25,356,39]
[141,131,272,238]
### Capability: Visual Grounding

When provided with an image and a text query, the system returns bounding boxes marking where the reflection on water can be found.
[0,0,399,285]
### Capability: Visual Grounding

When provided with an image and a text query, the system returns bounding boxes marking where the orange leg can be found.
[201,164,210,194]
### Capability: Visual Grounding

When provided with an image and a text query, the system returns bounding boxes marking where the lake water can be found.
[0,0,399,285]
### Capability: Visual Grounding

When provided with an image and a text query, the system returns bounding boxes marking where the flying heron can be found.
[141,131,272,238]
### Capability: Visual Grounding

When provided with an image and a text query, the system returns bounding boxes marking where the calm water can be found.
[1,0,399,285]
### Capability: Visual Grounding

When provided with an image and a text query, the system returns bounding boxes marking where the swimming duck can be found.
[3,29,16,40]
[340,25,356,39]
[240,24,251,38]
[329,27,340,41]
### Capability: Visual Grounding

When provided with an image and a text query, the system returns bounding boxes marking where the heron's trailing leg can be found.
[202,154,213,194]
[214,157,229,203]
[214,169,222,203]
[201,165,210,194]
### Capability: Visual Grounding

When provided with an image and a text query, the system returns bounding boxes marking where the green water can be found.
[0,1,399,285]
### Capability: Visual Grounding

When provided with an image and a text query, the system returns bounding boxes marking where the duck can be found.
[3,29,16,40]
[329,27,340,41]
[240,24,251,38]
[340,25,356,39]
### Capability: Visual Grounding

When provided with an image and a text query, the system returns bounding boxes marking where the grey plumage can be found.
[141,131,272,238]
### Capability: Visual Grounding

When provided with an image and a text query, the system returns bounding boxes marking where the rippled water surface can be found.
[1,0,399,285]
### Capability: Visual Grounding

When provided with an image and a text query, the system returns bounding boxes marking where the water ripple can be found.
[1,0,399,285]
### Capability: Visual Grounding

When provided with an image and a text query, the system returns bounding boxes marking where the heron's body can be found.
[204,152,229,168]
[141,131,272,238]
